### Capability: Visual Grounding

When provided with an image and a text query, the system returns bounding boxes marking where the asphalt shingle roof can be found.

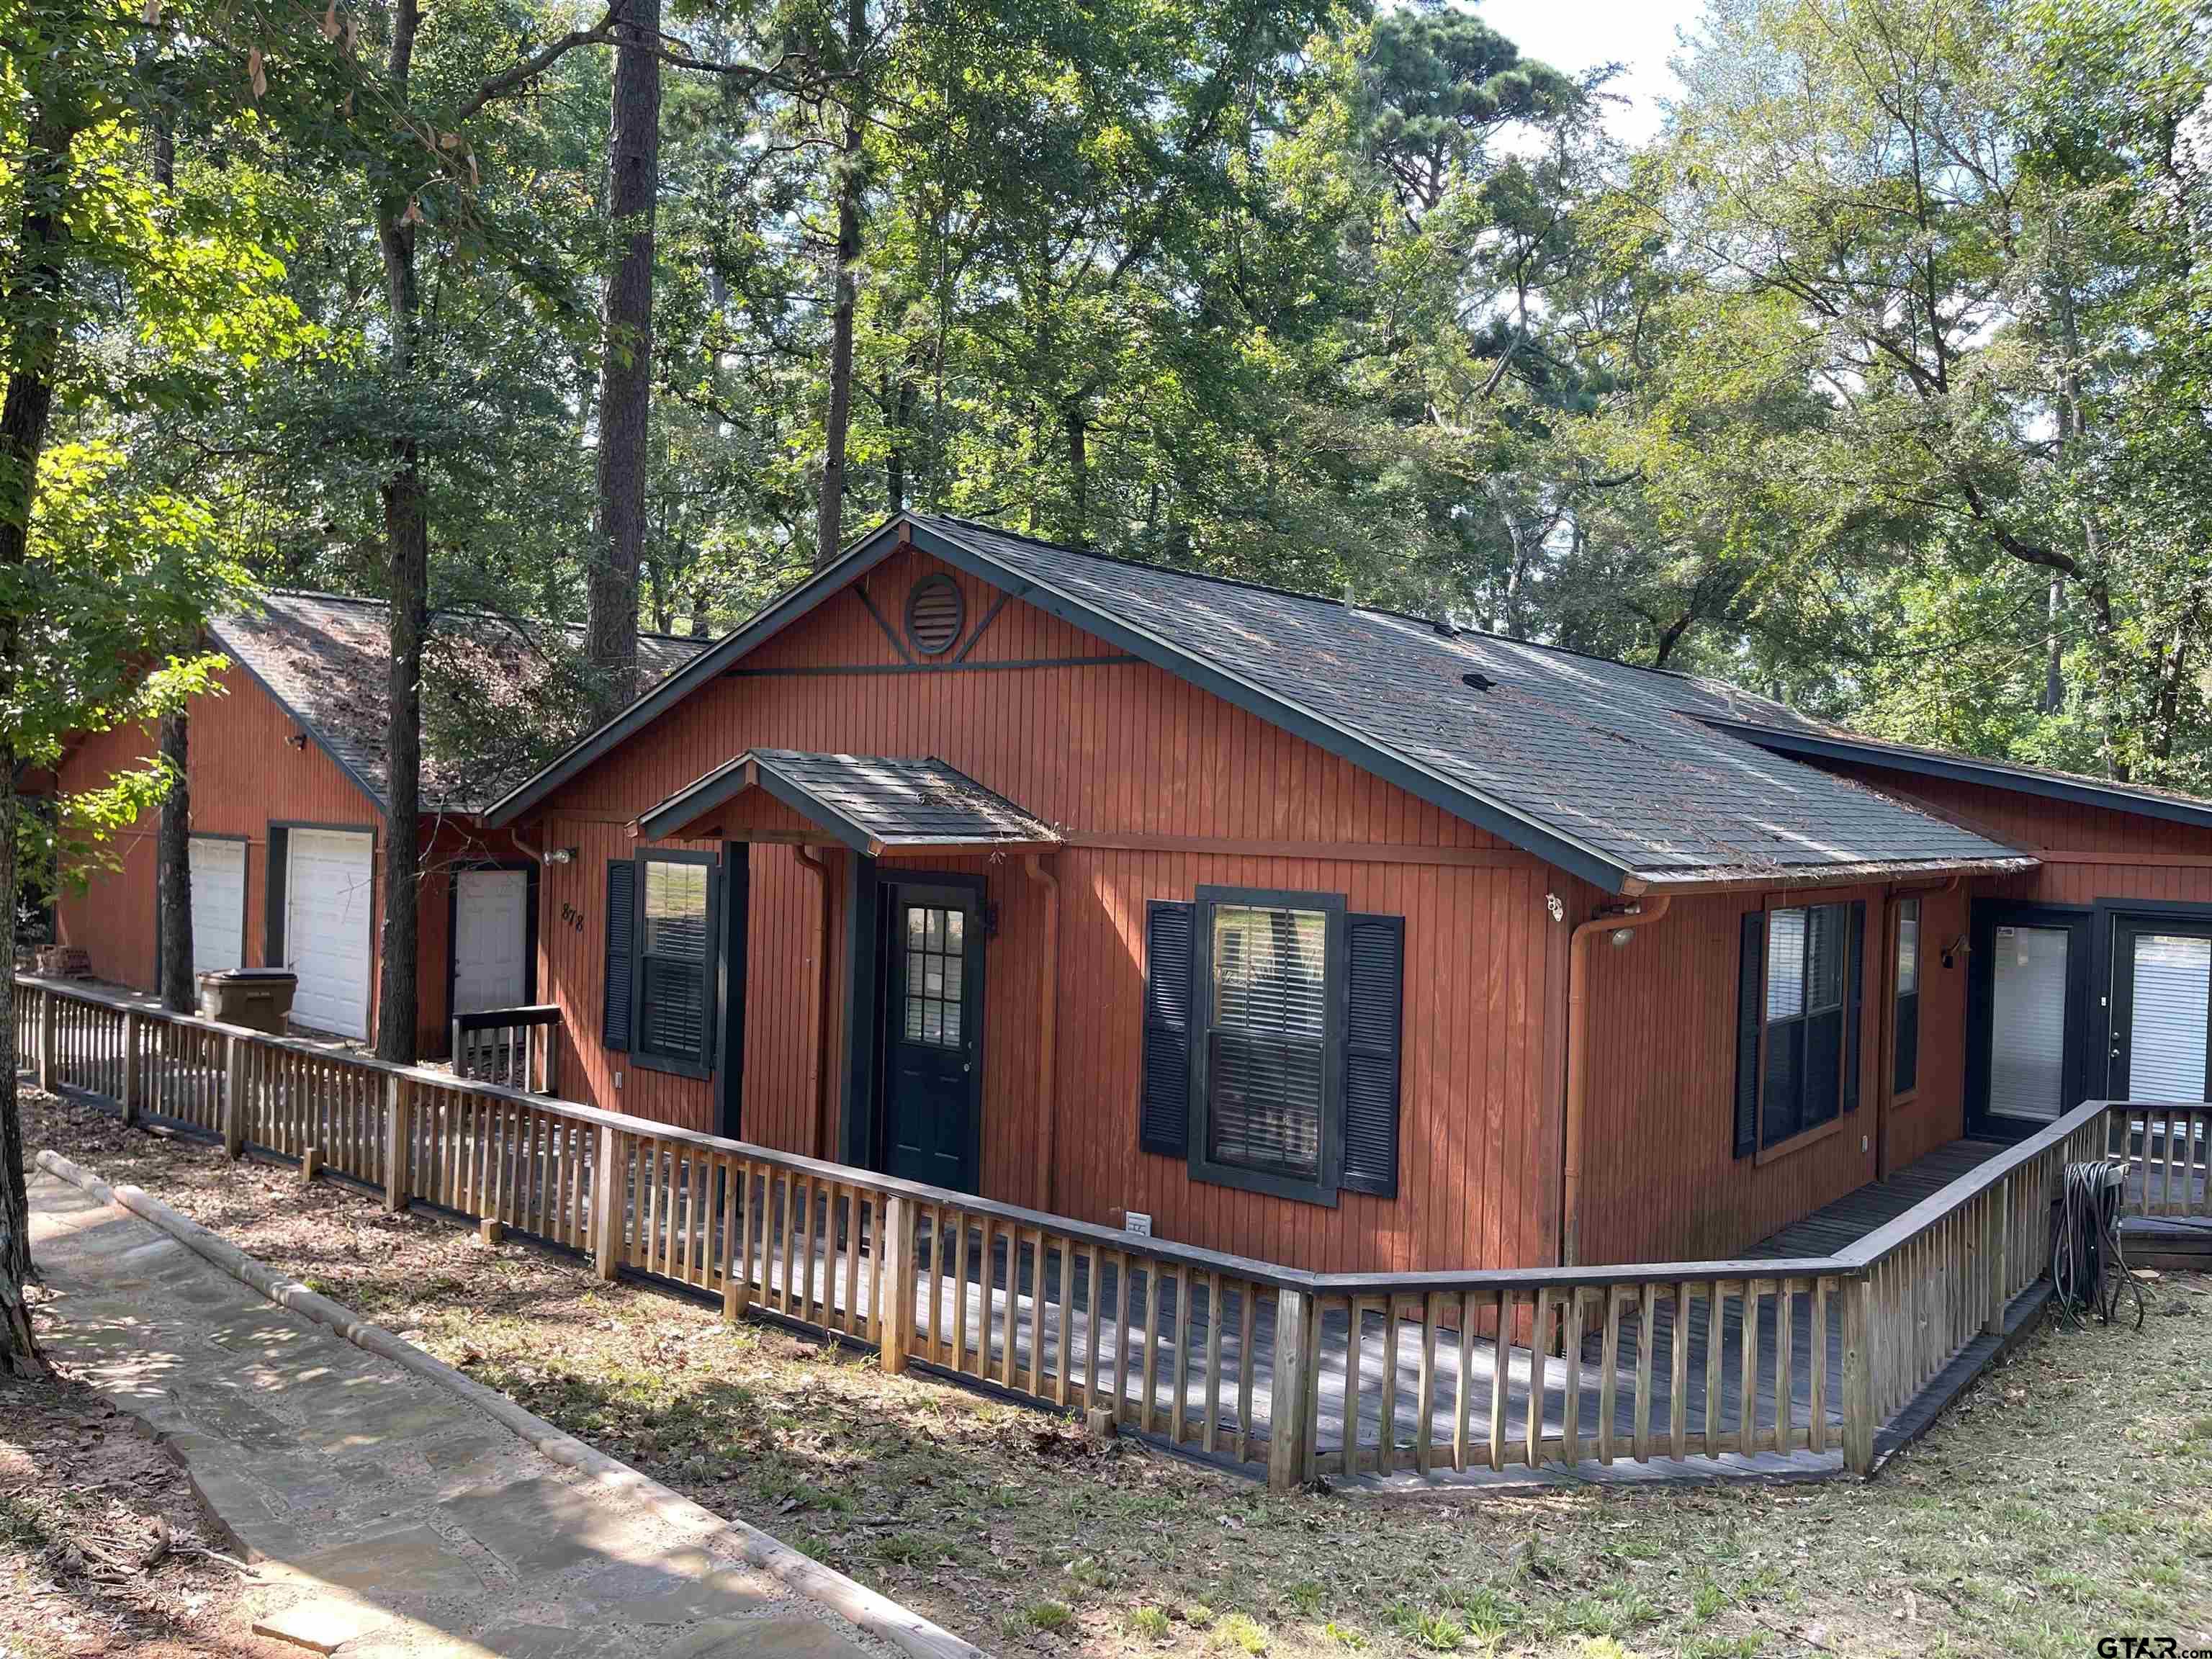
[922,518,2026,886]
[745,750,1059,849]
[214,593,707,817]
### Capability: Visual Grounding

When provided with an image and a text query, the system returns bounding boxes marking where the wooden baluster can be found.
[1168,1264,1190,1442]
[1561,1287,1583,1467]
[1028,1229,1048,1398]
[1775,1280,1797,1454]
[1112,1251,1132,1425]
[1599,1287,1622,1466]
[1634,1283,1657,1463]
[1200,1269,1223,1447]
[1452,1290,1474,1473]
[1233,1281,1256,1464]
[1486,1290,1509,1471]
[1377,1295,1401,1475]
[1703,1280,1725,1458]
[1058,1240,1079,1408]
[1525,1289,1549,1468]
[1808,1277,1829,1455]
[1737,1279,1763,1457]
[1415,1294,1439,1477]
[878,1194,914,1375]
[1141,1264,1164,1436]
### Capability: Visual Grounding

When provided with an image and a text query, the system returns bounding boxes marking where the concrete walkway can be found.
[27,1168,891,1659]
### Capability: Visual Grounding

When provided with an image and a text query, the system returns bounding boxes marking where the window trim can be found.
[1890,896,1922,1105]
[631,848,719,1080]
[1750,899,1861,1164]
[1187,884,1346,1208]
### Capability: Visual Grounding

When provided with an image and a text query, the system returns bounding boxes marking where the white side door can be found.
[285,828,374,1040]
[452,868,529,1015]
[187,837,246,974]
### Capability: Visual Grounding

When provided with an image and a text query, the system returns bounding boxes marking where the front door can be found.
[1968,902,2092,1136]
[2108,914,2212,1103]
[452,868,529,1014]
[879,881,984,1192]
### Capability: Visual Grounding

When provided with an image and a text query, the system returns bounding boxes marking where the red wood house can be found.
[468,513,2212,1274]
[53,593,701,1056]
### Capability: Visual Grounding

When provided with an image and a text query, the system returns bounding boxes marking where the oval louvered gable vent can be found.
[905,572,965,657]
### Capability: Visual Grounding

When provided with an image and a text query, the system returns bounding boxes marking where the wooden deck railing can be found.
[449,1004,559,1094]
[17,974,2199,1490]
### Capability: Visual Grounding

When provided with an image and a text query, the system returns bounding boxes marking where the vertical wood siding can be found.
[55,664,529,1054]
[532,545,1568,1272]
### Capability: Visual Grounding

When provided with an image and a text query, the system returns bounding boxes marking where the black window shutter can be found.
[603,860,636,1052]
[1843,899,1866,1115]
[1341,912,1404,1197]
[1139,901,1195,1156]
[264,827,289,965]
[1733,911,1763,1159]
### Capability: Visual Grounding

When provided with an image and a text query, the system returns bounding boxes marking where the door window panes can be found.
[903,904,964,1048]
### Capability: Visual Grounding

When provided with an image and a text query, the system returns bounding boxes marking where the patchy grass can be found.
[27,1088,2212,1659]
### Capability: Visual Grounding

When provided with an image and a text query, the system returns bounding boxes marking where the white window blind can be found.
[2128,932,2211,1102]
[1989,925,2069,1121]
[1207,904,1327,1179]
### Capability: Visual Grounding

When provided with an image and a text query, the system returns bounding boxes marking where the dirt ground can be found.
[20,1087,2212,1659]
[0,1310,286,1658]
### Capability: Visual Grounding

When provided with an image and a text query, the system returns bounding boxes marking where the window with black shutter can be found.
[631,853,717,1078]
[1735,899,1866,1158]
[1138,902,1195,1157]
[1892,896,1921,1096]
[1143,887,1402,1205]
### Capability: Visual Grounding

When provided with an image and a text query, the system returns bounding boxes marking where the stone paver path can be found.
[27,1169,890,1659]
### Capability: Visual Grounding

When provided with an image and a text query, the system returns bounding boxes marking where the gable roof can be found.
[638,750,1061,853]
[214,592,708,818]
[481,513,2038,893]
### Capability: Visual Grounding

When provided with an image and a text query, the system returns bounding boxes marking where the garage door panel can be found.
[188,837,246,975]
[287,829,374,1040]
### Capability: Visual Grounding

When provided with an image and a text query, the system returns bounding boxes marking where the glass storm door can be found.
[879,883,984,1192]
[2110,917,2212,1104]
[1970,904,2092,1135]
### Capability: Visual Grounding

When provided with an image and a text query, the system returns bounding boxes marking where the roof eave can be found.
[1623,853,2040,898]
[1707,719,2212,833]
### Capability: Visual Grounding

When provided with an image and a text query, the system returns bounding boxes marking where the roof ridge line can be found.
[919,513,1723,692]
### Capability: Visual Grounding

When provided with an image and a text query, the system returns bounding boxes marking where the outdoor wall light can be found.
[1609,927,1637,948]
[544,847,577,866]
[1943,932,1969,969]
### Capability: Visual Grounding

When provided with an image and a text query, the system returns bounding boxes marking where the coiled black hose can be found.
[2051,1158,2144,1330]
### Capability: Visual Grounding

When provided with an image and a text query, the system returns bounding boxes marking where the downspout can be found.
[794,844,835,1161]
[1023,853,1060,1211]
[1561,895,1673,1268]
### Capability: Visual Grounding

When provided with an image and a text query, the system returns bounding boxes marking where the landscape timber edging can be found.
[34,1148,988,1659]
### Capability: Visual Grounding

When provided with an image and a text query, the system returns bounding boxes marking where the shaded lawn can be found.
[25,1087,2212,1659]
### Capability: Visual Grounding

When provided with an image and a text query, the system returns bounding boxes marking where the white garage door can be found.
[453,868,529,1015]
[286,828,374,1040]
[188,837,246,974]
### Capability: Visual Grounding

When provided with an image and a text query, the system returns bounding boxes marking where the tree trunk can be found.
[814,0,868,567]
[0,745,39,1376]
[886,376,915,515]
[2042,576,2064,714]
[374,210,428,1066]
[585,0,662,704]
[0,107,72,1375]
[157,712,194,1012]
[1064,400,1088,548]
[689,583,710,638]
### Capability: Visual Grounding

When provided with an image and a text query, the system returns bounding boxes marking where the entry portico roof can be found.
[637,748,1061,856]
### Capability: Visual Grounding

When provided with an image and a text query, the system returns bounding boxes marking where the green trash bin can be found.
[197,968,297,1035]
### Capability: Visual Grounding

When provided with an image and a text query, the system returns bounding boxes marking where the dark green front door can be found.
[880,881,984,1192]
